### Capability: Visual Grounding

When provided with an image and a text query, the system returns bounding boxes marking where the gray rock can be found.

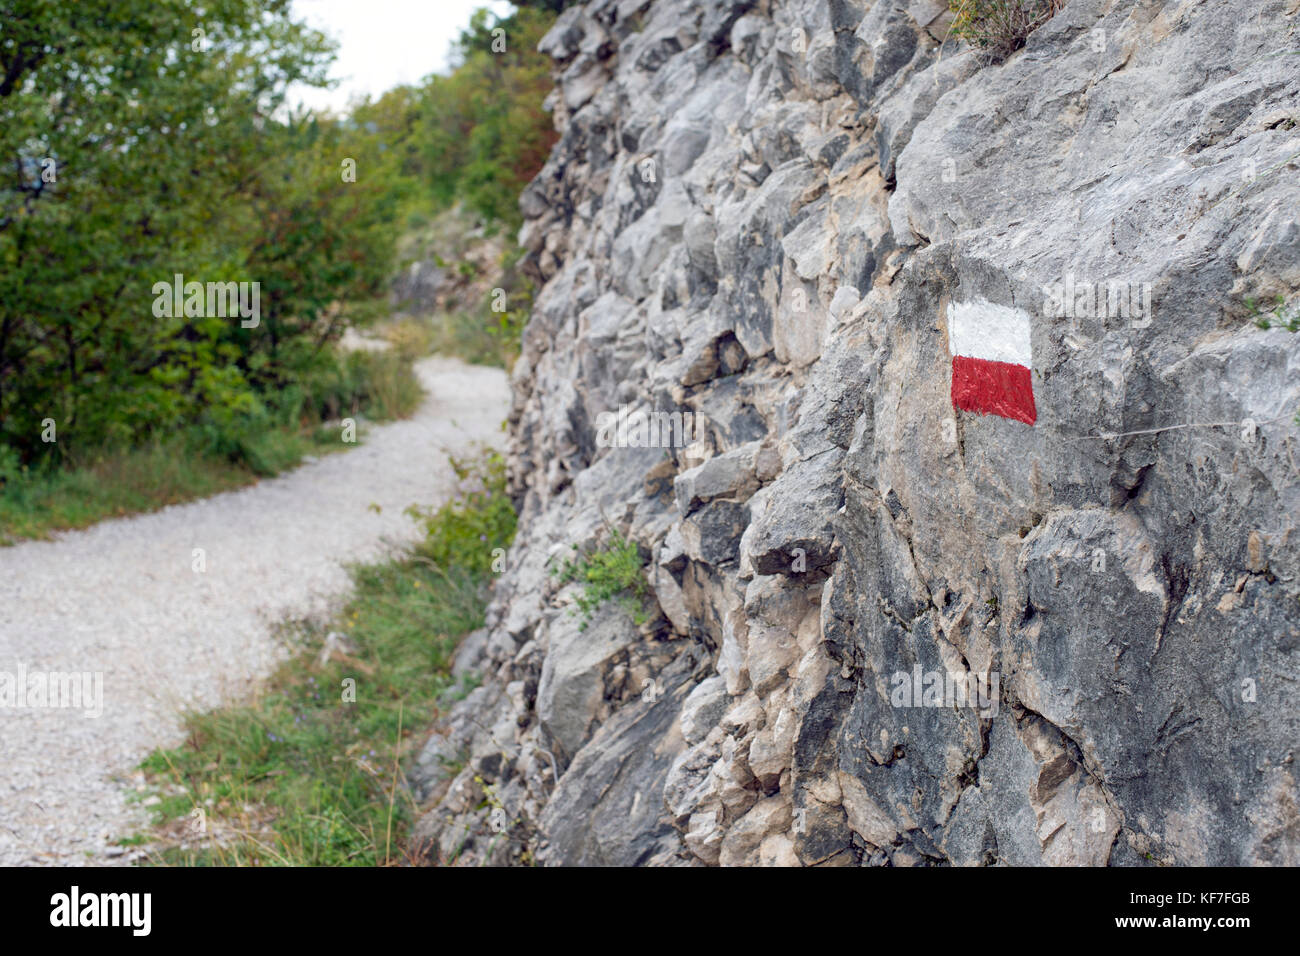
[679,675,729,745]
[450,628,489,680]
[539,656,697,865]
[537,604,640,762]
[413,0,1300,867]
[673,441,761,515]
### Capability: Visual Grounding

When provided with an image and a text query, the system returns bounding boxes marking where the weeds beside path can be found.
[0,350,423,545]
[0,356,508,865]
[136,450,514,866]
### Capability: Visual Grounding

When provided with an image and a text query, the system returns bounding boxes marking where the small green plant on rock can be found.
[1245,294,1300,332]
[1243,292,1300,425]
[947,0,1065,62]
[553,529,650,628]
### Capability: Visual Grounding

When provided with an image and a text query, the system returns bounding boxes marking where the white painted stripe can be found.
[947,299,1033,367]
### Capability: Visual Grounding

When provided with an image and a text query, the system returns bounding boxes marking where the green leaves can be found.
[407,448,517,577]
[1245,293,1300,332]
[0,0,560,471]
[415,6,558,230]
[0,0,353,463]
[553,529,651,628]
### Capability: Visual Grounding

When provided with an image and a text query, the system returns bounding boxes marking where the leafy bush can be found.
[301,351,425,425]
[553,529,651,628]
[410,7,559,231]
[2,0,558,484]
[947,0,1065,61]
[0,348,421,541]
[0,1,402,468]
[406,448,517,576]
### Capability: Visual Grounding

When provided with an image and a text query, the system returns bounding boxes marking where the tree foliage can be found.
[400,6,558,229]
[0,1,560,465]
[0,0,398,461]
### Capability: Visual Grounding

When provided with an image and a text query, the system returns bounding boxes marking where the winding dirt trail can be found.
[0,356,509,865]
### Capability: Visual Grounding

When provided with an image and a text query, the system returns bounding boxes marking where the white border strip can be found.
[947,299,1032,367]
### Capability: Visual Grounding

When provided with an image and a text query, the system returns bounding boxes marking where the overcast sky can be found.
[288,0,515,115]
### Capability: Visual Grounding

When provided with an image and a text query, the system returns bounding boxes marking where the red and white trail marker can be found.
[946,299,1037,426]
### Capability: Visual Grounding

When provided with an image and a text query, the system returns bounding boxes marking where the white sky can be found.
[288,0,516,115]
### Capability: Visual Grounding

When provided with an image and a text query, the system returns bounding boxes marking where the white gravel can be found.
[0,356,509,865]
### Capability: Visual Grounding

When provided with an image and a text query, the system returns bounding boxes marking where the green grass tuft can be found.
[947,0,1064,62]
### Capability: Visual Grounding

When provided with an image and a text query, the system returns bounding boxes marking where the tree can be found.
[419,6,559,229]
[0,0,397,460]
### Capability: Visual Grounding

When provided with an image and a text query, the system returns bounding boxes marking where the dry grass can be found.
[948,0,1066,62]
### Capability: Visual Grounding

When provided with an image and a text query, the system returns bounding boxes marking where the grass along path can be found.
[0,356,508,865]
[135,451,513,865]
[0,349,423,545]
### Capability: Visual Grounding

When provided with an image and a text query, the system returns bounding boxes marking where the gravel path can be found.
[0,356,509,865]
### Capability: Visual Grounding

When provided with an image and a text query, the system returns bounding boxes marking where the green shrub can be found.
[553,529,651,628]
[1,1,558,480]
[420,8,559,230]
[0,348,422,542]
[382,319,437,362]
[0,2,403,468]
[406,448,517,576]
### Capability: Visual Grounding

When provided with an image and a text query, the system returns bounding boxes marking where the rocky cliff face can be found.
[410,0,1300,866]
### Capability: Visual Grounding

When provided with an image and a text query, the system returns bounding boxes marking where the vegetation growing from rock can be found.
[413,0,1300,868]
[1247,294,1300,332]
[553,529,651,628]
[947,0,1065,61]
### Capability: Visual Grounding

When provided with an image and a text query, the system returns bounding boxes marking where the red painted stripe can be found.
[951,355,1037,425]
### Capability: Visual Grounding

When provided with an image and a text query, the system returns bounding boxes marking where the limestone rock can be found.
[411,0,1300,868]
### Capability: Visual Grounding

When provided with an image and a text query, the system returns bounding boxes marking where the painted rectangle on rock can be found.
[947,300,1036,426]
